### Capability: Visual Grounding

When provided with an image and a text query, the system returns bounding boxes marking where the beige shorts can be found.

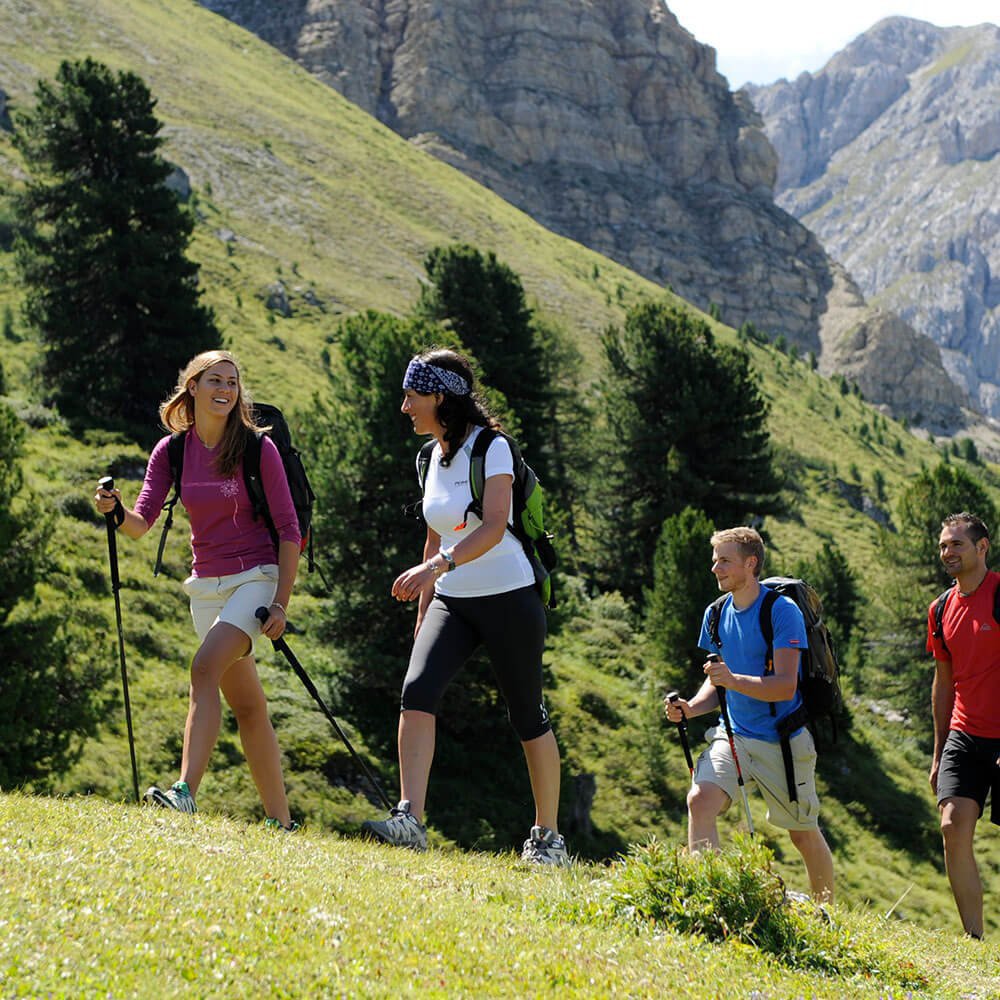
[693,726,821,830]
[182,564,279,656]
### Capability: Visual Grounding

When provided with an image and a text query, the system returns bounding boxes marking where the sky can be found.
[664,1,998,87]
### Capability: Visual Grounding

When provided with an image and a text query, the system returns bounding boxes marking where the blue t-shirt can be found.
[698,585,807,742]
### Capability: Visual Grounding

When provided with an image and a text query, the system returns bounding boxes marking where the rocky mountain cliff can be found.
[747,17,1000,417]
[198,0,969,429]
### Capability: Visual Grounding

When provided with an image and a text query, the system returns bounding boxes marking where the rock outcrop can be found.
[199,0,970,427]
[748,17,1000,417]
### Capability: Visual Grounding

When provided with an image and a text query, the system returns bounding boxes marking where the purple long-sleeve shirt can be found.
[135,429,300,578]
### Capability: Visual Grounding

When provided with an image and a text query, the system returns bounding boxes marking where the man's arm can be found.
[704,647,799,702]
[929,658,955,793]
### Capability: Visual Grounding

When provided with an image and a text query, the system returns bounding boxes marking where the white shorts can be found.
[182,564,278,656]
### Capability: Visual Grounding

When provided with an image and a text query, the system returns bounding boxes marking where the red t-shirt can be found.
[926,570,1000,738]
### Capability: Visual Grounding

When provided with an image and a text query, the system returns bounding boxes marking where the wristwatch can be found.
[441,547,457,572]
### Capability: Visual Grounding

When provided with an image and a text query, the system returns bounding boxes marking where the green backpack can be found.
[416,428,557,607]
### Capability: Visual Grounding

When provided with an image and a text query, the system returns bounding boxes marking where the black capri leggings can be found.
[400,585,551,742]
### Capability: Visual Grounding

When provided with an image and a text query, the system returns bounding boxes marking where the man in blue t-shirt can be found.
[665,526,834,902]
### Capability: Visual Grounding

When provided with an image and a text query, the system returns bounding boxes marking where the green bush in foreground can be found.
[596,837,928,989]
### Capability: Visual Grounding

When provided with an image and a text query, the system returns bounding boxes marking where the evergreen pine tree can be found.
[0,402,105,785]
[793,540,862,654]
[596,300,782,601]
[13,58,218,435]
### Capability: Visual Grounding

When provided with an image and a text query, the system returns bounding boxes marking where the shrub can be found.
[598,838,927,986]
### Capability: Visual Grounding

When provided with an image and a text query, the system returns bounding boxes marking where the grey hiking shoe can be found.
[521,825,570,867]
[144,781,197,814]
[361,800,427,852]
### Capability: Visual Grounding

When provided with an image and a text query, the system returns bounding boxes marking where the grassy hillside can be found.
[2,793,996,998]
[2,0,1000,943]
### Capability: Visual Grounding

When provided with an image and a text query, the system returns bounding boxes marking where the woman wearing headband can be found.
[362,347,569,865]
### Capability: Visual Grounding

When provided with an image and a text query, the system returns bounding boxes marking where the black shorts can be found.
[937,729,1000,822]
[400,586,551,742]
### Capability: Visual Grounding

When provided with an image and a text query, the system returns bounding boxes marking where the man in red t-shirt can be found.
[926,511,1000,939]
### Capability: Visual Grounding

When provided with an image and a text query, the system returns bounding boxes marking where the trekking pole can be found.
[707,653,754,836]
[666,691,694,778]
[254,608,393,811]
[98,476,141,804]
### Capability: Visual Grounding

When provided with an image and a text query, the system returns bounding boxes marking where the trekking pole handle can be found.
[666,691,695,775]
[98,476,125,527]
[255,605,286,644]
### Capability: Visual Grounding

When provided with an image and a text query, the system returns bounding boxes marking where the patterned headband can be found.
[402,358,471,396]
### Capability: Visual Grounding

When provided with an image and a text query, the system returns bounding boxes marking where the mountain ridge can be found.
[748,16,1000,419]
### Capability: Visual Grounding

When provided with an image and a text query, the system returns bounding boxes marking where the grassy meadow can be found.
[1,792,997,998]
[2,0,1000,990]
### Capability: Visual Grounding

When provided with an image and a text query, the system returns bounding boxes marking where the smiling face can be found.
[711,540,757,594]
[400,388,442,436]
[189,361,240,420]
[939,523,988,581]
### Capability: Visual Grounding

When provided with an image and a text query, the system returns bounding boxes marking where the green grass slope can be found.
[2,793,996,998]
[2,0,1000,943]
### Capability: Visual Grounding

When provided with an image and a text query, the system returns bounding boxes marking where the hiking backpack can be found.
[931,577,1000,654]
[153,403,322,582]
[707,576,843,730]
[414,428,557,607]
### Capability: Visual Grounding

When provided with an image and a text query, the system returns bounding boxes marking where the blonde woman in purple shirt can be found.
[94,350,300,828]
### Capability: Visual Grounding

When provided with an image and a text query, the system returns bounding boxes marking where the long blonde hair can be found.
[160,350,266,478]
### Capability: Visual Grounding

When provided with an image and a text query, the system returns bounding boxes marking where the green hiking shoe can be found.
[264,817,300,832]
[144,781,197,814]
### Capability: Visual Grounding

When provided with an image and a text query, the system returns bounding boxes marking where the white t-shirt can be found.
[419,426,535,597]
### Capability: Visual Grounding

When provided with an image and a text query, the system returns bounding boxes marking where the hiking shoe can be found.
[361,800,427,852]
[144,781,197,814]
[521,825,570,867]
[264,817,300,832]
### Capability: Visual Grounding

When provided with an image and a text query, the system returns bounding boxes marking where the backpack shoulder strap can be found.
[933,586,954,652]
[416,439,436,493]
[153,431,187,577]
[242,431,275,540]
[458,427,500,528]
[759,588,779,649]
[993,575,1000,627]
[469,427,500,504]
[707,594,729,649]
[759,588,781,717]
[166,431,185,503]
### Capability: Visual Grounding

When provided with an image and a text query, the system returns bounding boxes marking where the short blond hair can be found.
[711,526,765,577]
